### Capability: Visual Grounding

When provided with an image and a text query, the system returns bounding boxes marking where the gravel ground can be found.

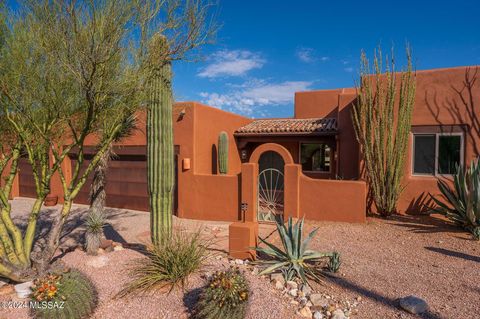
[1,198,479,319]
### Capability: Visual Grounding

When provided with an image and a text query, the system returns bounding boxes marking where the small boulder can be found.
[398,295,429,314]
[289,288,298,297]
[274,280,284,290]
[270,273,285,284]
[331,309,346,319]
[309,293,327,307]
[297,306,312,318]
[234,259,244,265]
[100,239,113,249]
[300,283,312,296]
[113,245,124,252]
[286,280,298,290]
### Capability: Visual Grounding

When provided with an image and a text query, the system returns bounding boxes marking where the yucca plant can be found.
[255,216,335,284]
[430,159,480,240]
[84,213,106,255]
[327,252,341,273]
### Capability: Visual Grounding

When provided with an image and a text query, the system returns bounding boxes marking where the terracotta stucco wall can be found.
[299,174,366,222]
[174,102,251,221]
[398,66,480,213]
[294,88,360,179]
[294,66,480,214]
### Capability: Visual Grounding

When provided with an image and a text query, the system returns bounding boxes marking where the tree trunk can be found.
[85,146,111,255]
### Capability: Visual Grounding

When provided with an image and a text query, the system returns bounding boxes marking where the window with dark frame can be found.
[412,134,463,175]
[300,143,331,172]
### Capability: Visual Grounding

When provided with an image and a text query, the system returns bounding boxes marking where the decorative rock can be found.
[297,306,312,318]
[286,280,298,290]
[398,295,429,314]
[100,239,113,249]
[313,311,324,319]
[275,280,284,290]
[234,259,244,265]
[290,299,299,305]
[300,284,312,296]
[331,309,346,319]
[113,245,124,251]
[270,273,285,284]
[97,248,105,254]
[310,293,327,307]
[355,296,362,302]
[298,296,308,306]
[289,288,298,297]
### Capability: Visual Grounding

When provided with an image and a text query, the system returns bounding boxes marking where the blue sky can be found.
[174,0,480,118]
[5,0,480,118]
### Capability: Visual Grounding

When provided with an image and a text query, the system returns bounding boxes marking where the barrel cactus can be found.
[218,131,229,175]
[30,269,98,319]
[194,268,249,319]
[146,34,174,245]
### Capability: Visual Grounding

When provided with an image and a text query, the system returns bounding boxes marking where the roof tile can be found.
[234,118,337,135]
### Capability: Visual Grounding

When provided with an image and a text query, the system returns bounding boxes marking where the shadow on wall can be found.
[211,144,218,174]
[405,192,435,215]
[425,67,479,156]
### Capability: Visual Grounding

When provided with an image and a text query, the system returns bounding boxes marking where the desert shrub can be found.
[194,268,249,319]
[30,269,98,319]
[117,230,209,297]
[327,251,341,273]
[84,213,105,255]
[255,216,335,284]
[430,159,480,240]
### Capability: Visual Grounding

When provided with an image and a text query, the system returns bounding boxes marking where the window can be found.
[300,143,331,172]
[412,133,463,175]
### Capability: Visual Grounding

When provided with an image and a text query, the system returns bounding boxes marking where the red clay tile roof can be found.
[234,118,337,135]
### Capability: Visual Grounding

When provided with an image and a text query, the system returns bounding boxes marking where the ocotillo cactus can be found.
[146,34,174,245]
[218,131,229,174]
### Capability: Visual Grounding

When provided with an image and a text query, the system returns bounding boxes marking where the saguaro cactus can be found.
[146,35,174,245]
[218,131,229,174]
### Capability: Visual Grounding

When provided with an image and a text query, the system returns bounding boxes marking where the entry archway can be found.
[257,151,285,221]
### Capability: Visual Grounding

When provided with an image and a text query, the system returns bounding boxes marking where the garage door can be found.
[18,157,36,198]
[72,153,149,211]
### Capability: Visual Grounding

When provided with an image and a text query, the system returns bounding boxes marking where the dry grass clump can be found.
[117,229,210,297]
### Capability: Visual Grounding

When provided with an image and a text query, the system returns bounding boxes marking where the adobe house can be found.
[5,65,480,257]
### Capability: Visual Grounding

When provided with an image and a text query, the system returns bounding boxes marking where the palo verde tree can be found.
[0,0,139,280]
[352,47,416,217]
[0,0,216,281]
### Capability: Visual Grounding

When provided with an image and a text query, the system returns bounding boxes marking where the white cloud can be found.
[296,47,315,63]
[200,80,313,116]
[197,50,265,78]
[296,47,329,63]
[344,67,354,73]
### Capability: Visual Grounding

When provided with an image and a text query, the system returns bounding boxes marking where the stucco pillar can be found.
[284,164,300,219]
[241,162,258,222]
[229,162,259,260]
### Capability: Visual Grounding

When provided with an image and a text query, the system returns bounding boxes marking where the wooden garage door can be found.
[72,154,149,211]
[18,158,36,198]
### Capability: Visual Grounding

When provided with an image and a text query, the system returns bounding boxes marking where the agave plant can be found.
[255,216,335,284]
[430,159,480,240]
